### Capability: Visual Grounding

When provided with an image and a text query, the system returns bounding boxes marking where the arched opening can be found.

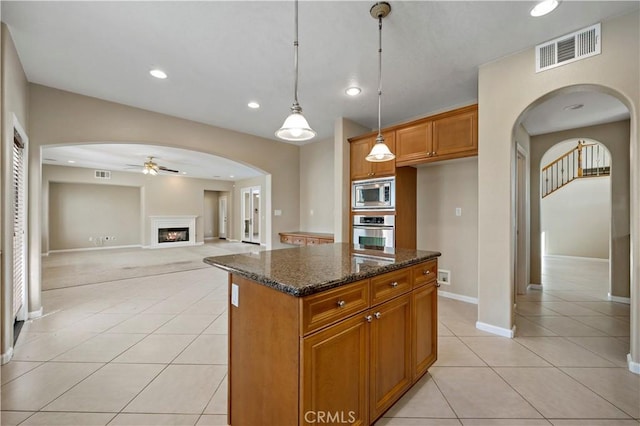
[39,141,270,291]
[512,85,633,368]
[539,139,613,298]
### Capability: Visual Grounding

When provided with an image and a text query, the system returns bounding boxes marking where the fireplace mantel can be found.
[149,215,197,248]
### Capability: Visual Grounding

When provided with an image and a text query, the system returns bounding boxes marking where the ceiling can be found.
[42,144,263,181]
[3,1,638,177]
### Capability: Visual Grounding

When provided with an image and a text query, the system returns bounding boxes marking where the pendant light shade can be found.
[275,102,316,141]
[276,0,316,142]
[366,2,395,163]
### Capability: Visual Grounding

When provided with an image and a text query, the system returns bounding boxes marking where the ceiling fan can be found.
[127,156,180,175]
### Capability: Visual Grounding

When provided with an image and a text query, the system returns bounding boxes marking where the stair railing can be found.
[541,141,610,198]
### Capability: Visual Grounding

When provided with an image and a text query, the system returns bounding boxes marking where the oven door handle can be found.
[353,226,394,231]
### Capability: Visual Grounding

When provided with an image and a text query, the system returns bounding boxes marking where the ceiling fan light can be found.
[149,168,158,176]
[366,137,395,162]
[142,168,149,174]
[275,110,316,141]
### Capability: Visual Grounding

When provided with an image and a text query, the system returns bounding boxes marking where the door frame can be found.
[219,195,228,239]
[241,186,260,244]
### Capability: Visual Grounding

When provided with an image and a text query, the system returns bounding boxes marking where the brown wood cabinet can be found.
[395,121,433,165]
[302,313,369,426]
[280,232,334,246]
[227,258,438,426]
[349,131,396,180]
[369,293,412,420]
[392,104,478,167]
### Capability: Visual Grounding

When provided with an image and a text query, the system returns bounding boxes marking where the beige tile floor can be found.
[1,245,638,425]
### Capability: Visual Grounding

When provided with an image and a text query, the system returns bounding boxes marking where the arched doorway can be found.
[512,86,634,371]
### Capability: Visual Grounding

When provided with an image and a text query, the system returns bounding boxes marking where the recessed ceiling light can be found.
[530,0,559,17]
[345,86,362,96]
[182,171,187,175]
[248,102,260,109]
[149,69,168,79]
[229,175,234,178]
[563,103,584,111]
[67,160,75,163]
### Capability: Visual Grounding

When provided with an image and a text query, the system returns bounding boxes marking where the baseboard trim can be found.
[1,347,14,365]
[143,242,204,249]
[438,290,478,305]
[527,284,543,291]
[476,321,515,338]
[608,293,631,304]
[28,307,43,320]
[543,254,608,263]
[50,244,142,254]
[628,354,640,375]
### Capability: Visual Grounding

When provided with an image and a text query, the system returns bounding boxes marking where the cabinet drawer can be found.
[292,237,306,245]
[280,234,293,244]
[318,238,333,245]
[412,260,437,288]
[370,268,411,306]
[301,280,369,335]
[306,237,320,245]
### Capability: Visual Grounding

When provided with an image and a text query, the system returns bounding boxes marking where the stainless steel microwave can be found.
[352,177,395,210]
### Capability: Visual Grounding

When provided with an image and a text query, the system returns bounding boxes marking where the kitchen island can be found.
[204,243,441,426]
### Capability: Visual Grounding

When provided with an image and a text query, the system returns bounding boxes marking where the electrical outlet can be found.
[455,208,462,217]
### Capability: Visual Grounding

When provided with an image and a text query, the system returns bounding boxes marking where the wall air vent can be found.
[94,170,111,179]
[536,23,601,73]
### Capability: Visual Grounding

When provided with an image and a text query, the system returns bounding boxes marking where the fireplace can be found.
[158,227,189,244]
[150,216,197,248]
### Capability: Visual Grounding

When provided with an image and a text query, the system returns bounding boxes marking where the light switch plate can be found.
[231,283,239,307]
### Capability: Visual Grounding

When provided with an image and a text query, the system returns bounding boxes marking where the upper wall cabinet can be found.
[395,121,433,165]
[349,131,396,180]
[395,104,478,167]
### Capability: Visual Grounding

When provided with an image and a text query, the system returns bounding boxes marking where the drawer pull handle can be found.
[389,281,398,288]
[365,315,373,323]
[337,300,346,308]
[374,312,381,319]
[423,270,431,275]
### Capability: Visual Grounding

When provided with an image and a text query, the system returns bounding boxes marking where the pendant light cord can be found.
[293,0,300,109]
[377,15,383,139]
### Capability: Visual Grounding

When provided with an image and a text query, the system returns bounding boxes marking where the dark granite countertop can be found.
[203,243,441,297]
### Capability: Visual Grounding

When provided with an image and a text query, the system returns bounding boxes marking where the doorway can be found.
[241,186,260,244]
[219,195,228,239]
[515,148,528,304]
[12,123,29,344]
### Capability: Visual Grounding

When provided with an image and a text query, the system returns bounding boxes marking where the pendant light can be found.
[276,0,316,142]
[366,2,395,162]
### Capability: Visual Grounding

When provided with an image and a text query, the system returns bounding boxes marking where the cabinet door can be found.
[350,138,374,180]
[432,108,478,158]
[395,121,433,166]
[371,131,396,178]
[350,132,396,180]
[301,314,369,426]
[412,282,438,381]
[369,293,412,421]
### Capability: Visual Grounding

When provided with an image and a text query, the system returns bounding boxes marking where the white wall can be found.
[542,178,610,259]
[416,158,479,299]
[42,164,234,251]
[300,137,334,233]
[49,182,141,250]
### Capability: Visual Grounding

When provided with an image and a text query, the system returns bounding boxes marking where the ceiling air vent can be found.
[94,170,111,179]
[536,23,601,73]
